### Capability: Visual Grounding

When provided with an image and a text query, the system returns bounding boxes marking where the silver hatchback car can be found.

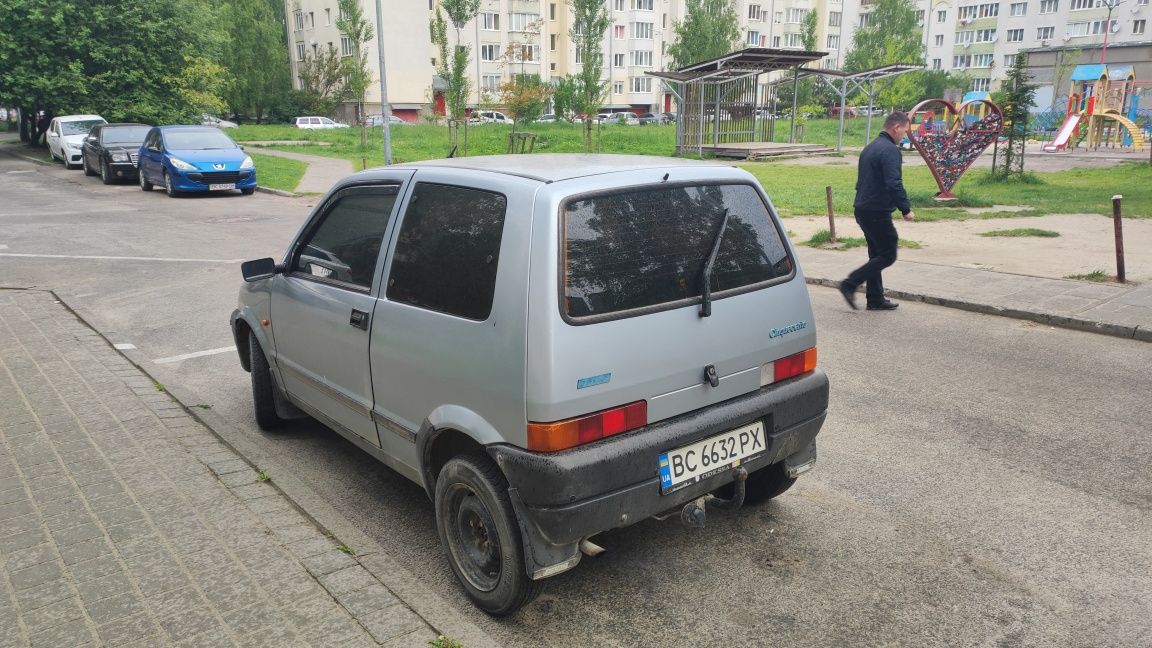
[231,154,828,614]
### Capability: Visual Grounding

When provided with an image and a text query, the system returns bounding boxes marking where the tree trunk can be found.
[583,117,592,151]
[18,108,29,143]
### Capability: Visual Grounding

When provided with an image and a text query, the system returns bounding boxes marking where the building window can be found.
[1068,21,1089,35]
[614,0,625,10]
[1070,0,1092,9]
[550,34,557,50]
[748,30,761,46]
[932,58,942,69]
[785,8,807,23]
[509,13,539,32]
[1090,19,1117,34]
[933,34,943,45]
[783,32,804,47]
[774,11,782,23]
[979,3,999,18]
[630,77,652,93]
[859,13,871,27]
[517,44,539,62]
[827,34,840,48]
[749,4,762,20]
[480,44,501,62]
[1039,0,1058,11]
[1010,2,1027,15]
[325,8,331,25]
[972,78,991,91]
[340,35,353,57]
[973,53,993,67]
[1006,28,1025,41]
[614,81,624,94]
[480,12,499,30]
[937,9,947,21]
[550,3,556,20]
[632,22,653,39]
[295,41,305,61]
[953,54,972,67]
[1134,19,1147,34]
[307,12,314,28]
[632,50,653,66]
[293,11,303,30]
[956,30,974,43]
[1037,26,1055,38]
[575,49,582,63]
[614,24,626,38]
[958,6,978,20]
[614,53,625,67]
[481,74,501,91]
[975,28,996,41]
[632,0,654,10]
[1004,54,1017,66]
[829,11,841,26]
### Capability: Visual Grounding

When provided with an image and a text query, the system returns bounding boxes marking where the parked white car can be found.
[293,116,350,129]
[202,114,239,129]
[468,110,510,125]
[47,114,107,169]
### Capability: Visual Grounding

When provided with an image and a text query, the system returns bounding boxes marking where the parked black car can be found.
[81,123,152,184]
[637,112,665,125]
[661,111,677,124]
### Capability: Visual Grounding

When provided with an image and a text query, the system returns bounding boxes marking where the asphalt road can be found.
[2,152,1150,647]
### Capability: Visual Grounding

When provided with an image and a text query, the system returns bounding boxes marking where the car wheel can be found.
[241,187,255,195]
[249,331,286,430]
[82,155,96,176]
[163,170,179,198]
[139,168,153,191]
[718,462,796,506]
[100,160,114,185]
[435,454,543,616]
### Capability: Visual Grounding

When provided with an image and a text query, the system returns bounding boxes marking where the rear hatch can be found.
[524,174,818,446]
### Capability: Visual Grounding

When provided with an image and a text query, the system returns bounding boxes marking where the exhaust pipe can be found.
[579,538,606,557]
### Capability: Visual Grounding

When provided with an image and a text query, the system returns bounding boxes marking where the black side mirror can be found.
[241,258,281,282]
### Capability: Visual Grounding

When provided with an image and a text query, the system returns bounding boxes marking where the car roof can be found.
[102,123,150,128]
[386,154,729,183]
[156,125,223,131]
[56,115,104,122]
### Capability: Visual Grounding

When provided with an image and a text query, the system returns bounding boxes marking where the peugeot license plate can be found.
[209,183,236,191]
[658,421,766,494]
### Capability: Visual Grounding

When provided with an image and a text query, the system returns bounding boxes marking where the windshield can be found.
[102,126,151,145]
[61,120,104,136]
[163,129,238,150]
[563,183,792,319]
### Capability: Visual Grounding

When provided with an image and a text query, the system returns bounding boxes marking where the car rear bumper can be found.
[487,369,828,578]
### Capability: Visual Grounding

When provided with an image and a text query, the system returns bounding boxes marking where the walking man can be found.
[839,112,916,311]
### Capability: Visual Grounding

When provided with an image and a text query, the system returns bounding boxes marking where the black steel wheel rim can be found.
[445,484,501,592]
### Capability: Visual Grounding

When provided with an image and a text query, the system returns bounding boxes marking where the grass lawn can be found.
[803,228,922,249]
[979,228,1061,237]
[234,119,1150,217]
[250,153,306,193]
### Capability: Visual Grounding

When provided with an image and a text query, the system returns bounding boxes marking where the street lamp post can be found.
[1099,0,1124,64]
[374,0,393,165]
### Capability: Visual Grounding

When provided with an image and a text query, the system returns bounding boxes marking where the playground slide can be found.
[1043,113,1081,152]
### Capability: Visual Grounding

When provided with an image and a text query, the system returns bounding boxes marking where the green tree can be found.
[500,74,552,131]
[431,8,471,120]
[779,10,821,114]
[552,76,580,122]
[296,44,350,117]
[223,0,291,123]
[990,53,1036,178]
[843,0,924,109]
[570,0,611,150]
[337,0,375,142]
[667,0,742,69]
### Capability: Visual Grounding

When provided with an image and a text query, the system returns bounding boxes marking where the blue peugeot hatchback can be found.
[138,125,256,197]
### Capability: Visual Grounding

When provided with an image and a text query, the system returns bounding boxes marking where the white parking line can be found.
[153,346,237,364]
[0,253,243,264]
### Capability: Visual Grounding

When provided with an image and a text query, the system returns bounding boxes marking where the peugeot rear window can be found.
[563,183,792,320]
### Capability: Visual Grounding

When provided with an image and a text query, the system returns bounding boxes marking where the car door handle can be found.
[349,309,369,330]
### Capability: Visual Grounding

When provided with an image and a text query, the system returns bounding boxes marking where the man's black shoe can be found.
[838,282,858,310]
[866,300,899,311]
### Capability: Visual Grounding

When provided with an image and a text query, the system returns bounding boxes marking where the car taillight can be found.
[761,347,818,386]
[527,401,647,452]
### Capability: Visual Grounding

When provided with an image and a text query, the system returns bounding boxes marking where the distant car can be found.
[137,125,256,197]
[662,112,677,124]
[293,116,350,129]
[80,123,151,184]
[468,110,511,125]
[637,113,665,125]
[536,113,557,123]
[596,112,639,125]
[364,114,408,127]
[202,114,239,129]
[46,115,107,169]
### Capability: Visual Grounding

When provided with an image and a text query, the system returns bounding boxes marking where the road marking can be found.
[113,343,136,350]
[153,346,237,364]
[0,253,243,264]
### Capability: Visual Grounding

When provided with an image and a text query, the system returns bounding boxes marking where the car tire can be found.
[249,331,286,430]
[163,170,179,198]
[435,454,543,616]
[100,160,114,185]
[82,155,96,176]
[139,169,153,191]
[241,187,255,195]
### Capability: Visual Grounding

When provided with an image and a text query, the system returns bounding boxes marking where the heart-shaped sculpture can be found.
[907,99,1004,200]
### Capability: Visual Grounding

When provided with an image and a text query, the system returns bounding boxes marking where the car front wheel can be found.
[82,154,96,176]
[163,170,179,197]
[249,331,286,430]
[435,454,543,616]
[100,160,114,185]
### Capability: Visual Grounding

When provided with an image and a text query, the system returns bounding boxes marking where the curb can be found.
[0,145,52,166]
[256,185,299,198]
[805,276,1148,342]
[48,289,501,648]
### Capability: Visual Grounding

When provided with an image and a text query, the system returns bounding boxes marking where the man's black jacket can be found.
[854,131,911,215]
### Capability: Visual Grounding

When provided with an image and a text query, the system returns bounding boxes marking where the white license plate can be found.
[209,183,235,191]
[658,421,767,494]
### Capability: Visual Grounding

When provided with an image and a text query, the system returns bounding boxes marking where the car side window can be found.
[386,182,507,321]
[291,185,399,290]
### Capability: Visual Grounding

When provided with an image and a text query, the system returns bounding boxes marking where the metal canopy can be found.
[646,48,830,153]
[790,63,925,150]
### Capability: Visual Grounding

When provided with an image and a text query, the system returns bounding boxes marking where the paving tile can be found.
[318,565,378,598]
[380,629,442,648]
[157,606,221,643]
[76,571,134,605]
[300,549,357,578]
[51,522,104,547]
[0,528,48,554]
[42,510,98,534]
[145,585,207,619]
[5,542,57,572]
[357,604,427,644]
[333,583,398,618]
[23,596,85,635]
[84,591,146,626]
[58,536,113,566]
[69,554,124,585]
[221,602,283,636]
[28,618,93,648]
[96,613,159,647]
[8,559,64,591]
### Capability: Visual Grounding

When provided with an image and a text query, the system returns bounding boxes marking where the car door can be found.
[46,119,61,158]
[269,179,411,446]
[138,129,161,182]
[82,125,100,169]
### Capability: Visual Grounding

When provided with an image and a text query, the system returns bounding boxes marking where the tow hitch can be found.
[679,466,748,529]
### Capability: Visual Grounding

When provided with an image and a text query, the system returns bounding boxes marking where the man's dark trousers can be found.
[845,208,898,304]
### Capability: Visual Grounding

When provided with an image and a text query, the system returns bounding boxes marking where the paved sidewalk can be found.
[0,290,460,648]
[797,247,1152,341]
[242,147,355,194]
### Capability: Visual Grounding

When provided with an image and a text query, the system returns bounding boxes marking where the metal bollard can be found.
[1112,195,1125,283]
[825,186,837,244]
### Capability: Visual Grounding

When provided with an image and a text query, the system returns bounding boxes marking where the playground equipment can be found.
[1043,64,1146,153]
[906,98,1004,200]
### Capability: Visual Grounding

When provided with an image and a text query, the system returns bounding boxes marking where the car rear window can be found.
[563,183,792,320]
